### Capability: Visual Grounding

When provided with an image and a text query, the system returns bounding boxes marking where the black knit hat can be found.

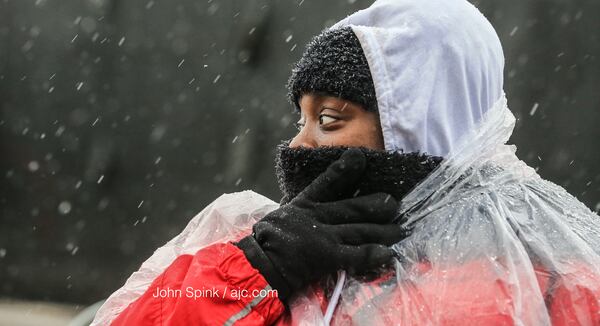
[287,26,378,112]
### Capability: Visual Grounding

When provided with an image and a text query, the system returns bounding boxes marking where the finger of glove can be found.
[331,223,408,246]
[315,192,399,225]
[337,244,395,275]
[298,148,366,203]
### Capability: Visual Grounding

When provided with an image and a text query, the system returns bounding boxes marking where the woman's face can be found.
[289,93,385,150]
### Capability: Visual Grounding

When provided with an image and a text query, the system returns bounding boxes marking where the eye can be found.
[318,114,338,126]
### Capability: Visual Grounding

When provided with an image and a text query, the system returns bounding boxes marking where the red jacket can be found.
[111,241,600,325]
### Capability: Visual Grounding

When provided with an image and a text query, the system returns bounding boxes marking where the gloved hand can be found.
[234,148,407,302]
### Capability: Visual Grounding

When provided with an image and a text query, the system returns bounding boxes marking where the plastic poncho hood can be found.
[93,0,600,325]
[333,0,504,157]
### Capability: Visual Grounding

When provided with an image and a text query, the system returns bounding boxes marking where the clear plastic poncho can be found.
[93,0,600,323]
[323,95,600,325]
[93,95,600,326]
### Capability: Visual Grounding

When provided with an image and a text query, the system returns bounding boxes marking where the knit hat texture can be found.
[287,27,378,112]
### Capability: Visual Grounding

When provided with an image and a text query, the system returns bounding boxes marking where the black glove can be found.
[235,148,407,302]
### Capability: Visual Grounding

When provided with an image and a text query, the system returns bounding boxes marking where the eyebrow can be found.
[297,94,352,116]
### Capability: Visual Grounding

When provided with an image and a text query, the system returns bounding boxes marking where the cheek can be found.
[368,123,385,149]
[322,120,384,149]
[351,119,384,149]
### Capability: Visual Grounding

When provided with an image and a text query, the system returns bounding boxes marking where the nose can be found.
[288,128,317,149]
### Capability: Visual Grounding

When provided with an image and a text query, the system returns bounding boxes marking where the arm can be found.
[111,242,285,326]
[108,149,404,325]
[90,190,281,326]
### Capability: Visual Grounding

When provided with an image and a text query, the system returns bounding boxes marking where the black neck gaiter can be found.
[275,142,443,205]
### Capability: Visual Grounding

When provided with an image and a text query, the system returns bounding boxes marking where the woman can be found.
[93,0,600,325]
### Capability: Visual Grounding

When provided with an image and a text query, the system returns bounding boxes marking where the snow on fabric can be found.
[93,0,600,324]
[321,95,600,325]
[333,0,504,157]
[91,191,279,326]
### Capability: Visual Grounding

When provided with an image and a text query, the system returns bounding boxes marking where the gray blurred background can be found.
[1,0,598,309]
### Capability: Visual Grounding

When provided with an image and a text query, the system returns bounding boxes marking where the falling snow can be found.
[28,161,40,172]
[0,0,598,310]
[58,201,72,215]
[529,103,539,116]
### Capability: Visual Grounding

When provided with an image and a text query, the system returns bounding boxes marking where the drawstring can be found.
[324,270,346,326]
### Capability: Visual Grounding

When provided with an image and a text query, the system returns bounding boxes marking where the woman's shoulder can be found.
[214,190,279,209]
[207,190,280,220]
[216,190,277,203]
